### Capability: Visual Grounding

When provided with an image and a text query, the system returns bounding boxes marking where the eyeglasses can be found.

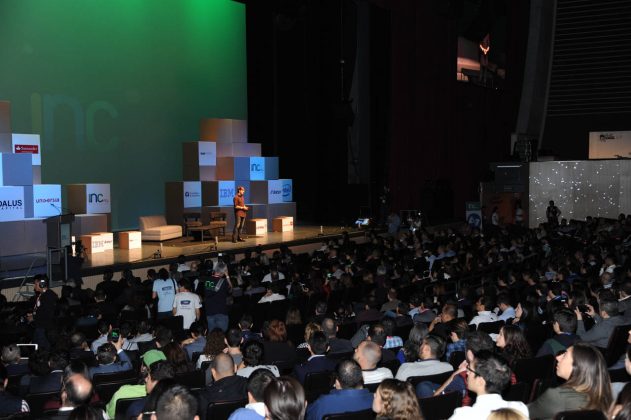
[466,365,481,377]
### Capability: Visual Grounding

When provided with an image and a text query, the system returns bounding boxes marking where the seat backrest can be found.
[605,324,631,366]
[206,399,248,420]
[93,370,138,402]
[502,381,530,404]
[512,355,555,384]
[418,391,463,420]
[115,396,145,420]
[174,370,206,390]
[378,359,401,377]
[477,320,504,334]
[304,371,335,402]
[25,391,60,418]
[408,370,453,387]
[210,212,227,221]
[139,215,167,230]
[322,409,376,420]
[553,410,607,420]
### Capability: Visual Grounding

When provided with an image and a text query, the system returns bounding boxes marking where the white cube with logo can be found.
[0,186,25,221]
[119,231,142,250]
[267,180,284,204]
[80,234,105,254]
[182,142,217,181]
[272,216,294,232]
[280,179,293,202]
[23,184,62,218]
[67,184,111,214]
[246,218,268,236]
[93,232,114,251]
[0,153,32,186]
[201,181,250,207]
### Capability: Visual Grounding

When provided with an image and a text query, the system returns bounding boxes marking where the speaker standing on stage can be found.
[232,186,249,243]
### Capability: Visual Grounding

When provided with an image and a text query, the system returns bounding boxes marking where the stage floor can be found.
[79,225,366,275]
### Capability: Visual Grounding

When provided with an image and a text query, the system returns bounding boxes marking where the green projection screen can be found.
[0,0,247,230]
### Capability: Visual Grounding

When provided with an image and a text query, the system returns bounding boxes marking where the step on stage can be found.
[78,225,367,277]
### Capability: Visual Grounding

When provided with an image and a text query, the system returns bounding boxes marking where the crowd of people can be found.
[1,212,631,419]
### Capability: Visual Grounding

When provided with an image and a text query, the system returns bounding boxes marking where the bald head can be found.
[354,340,381,369]
[63,374,93,407]
[321,318,337,338]
[211,353,235,380]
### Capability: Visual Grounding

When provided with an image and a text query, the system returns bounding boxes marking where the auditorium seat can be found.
[139,215,182,241]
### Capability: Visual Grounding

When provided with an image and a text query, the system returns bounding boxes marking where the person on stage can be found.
[232,186,249,243]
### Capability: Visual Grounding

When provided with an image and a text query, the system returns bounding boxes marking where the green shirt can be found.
[106,384,146,419]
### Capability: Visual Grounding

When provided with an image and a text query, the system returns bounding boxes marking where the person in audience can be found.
[306,360,374,420]
[293,331,336,384]
[123,360,175,419]
[264,376,307,420]
[262,320,296,367]
[495,325,532,366]
[367,324,398,362]
[397,323,429,363]
[1,344,29,376]
[536,308,579,357]
[237,341,280,378]
[181,322,206,361]
[262,266,286,283]
[88,340,132,379]
[448,351,528,419]
[396,335,452,381]
[0,363,29,417]
[611,346,631,401]
[575,296,627,348]
[162,342,192,374]
[154,384,200,420]
[528,342,613,419]
[225,328,244,366]
[152,268,177,320]
[20,350,67,395]
[381,318,404,349]
[201,353,247,404]
[28,275,58,351]
[321,317,353,354]
[408,294,436,324]
[310,301,329,324]
[353,340,394,385]
[172,278,201,330]
[486,408,529,420]
[470,295,498,327]
[372,379,423,419]
[228,368,276,420]
[380,288,401,313]
[128,320,154,346]
[69,333,94,361]
[196,330,226,369]
[295,322,322,364]
[200,261,231,332]
[238,314,262,343]
[258,283,286,304]
[445,318,468,362]
[428,303,458,341]
[618,279,631,316]
[68,404,105,420]
[90,321,112,353]
[49,373,96,420]
[496,294,516,322]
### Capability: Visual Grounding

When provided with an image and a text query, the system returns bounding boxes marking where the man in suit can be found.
[88,337,132,379]
[199,353,247,420]
[293,331,337,384]
[22,351,67,396]
[306,360,374,420]
[575,296,628,348]
[47,374,98,420]
[322,318,353,354]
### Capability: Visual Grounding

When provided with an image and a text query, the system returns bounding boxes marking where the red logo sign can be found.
[14,144,39,154]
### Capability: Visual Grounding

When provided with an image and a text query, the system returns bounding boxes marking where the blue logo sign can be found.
[282,184,292,198]
[220,188,234,198]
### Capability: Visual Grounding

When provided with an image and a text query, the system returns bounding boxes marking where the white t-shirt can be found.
[449,394,528,420]
[173,291,202,329]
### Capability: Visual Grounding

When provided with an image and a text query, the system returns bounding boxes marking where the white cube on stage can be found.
[94,232,114,251]
[119,231,142,250]
[267,180,284,204]
[280,179,293,202]
[0,186,25,221]
[80,234,105,254]
[12,134,41,165]
[246,218,268,236]
[273,216,294,232]
[0,153,32,186]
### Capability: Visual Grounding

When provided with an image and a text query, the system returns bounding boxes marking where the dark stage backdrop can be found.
[245,0,529,225]
[0,0,247,230]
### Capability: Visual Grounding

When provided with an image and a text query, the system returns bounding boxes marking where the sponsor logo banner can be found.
[0,186,25,221]
[183,181,202,208]
[249,157,265,181]
[267,180,283,204]
[218,181,236,206]
[86,184,111,213]
[33,184,62,218]
[12,133,41,165]
[281,179,293,202]
[198,142,216,166]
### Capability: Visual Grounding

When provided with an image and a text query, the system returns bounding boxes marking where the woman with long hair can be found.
[372,379,423,420]
[262,320,296,367]
[196,330,226,369]
[496,325,532,366]
[528,342,612,419]
[161,342,192,374]
[264,376,306,420]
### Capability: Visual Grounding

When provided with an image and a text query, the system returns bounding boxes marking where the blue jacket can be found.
[88,350,133,379]
[306,388,373,420]
[228,407,264,420]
